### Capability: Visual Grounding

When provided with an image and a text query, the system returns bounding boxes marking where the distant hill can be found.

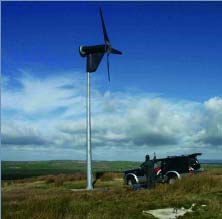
[200,159,222,164]
[2,159,222,180]
[1,160,141,180]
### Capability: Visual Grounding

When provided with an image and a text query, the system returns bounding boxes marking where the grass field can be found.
[1,160,141,180]
[2,161,222,219]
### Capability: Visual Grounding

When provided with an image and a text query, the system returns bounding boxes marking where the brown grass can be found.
[168,173,222,194]
[2,169,222,219]
[100,172,122,181]
[39,173,87,186]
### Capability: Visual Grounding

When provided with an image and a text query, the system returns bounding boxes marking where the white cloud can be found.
[2,71,84,115]
[196,97,222,147]
[204,96,222,113]
[2,123,49,146]
[2,71,222,160]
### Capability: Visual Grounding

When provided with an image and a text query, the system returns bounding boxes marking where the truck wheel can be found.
[168,176,177,184]
[127,178,136,186]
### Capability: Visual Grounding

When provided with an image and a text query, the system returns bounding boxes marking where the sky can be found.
[2,1,222,161]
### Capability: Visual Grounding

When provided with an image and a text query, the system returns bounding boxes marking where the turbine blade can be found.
[107,54,110,82]
[100,8,110,45]
[111,48,122,55]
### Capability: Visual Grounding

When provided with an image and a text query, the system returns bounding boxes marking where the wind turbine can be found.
[79,8,122,190]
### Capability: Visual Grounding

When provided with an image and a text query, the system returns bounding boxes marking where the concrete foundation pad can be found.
[70,188,110,192]
[142,204,196,219]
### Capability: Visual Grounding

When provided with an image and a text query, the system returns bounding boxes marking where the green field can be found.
[2,161,222,219]
[1,160,141,180]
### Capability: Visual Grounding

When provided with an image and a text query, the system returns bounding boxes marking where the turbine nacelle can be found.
[79,45,122,57]
[79,45,106,57]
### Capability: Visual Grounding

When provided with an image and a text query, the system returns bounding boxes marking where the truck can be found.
[123,153,202,186]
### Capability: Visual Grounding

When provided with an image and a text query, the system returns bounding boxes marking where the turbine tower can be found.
[79,8,122,190]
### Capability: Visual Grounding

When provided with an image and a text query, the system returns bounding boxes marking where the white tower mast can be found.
[86,72,93,190]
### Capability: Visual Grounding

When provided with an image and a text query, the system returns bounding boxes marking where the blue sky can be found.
[2,2,222,161]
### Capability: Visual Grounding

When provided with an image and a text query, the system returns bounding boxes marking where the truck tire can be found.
[168,175,177,184]
[169,177,176,184]
[127,177,136,186]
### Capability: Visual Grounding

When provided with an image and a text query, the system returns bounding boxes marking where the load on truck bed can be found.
[123,153,202,186]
